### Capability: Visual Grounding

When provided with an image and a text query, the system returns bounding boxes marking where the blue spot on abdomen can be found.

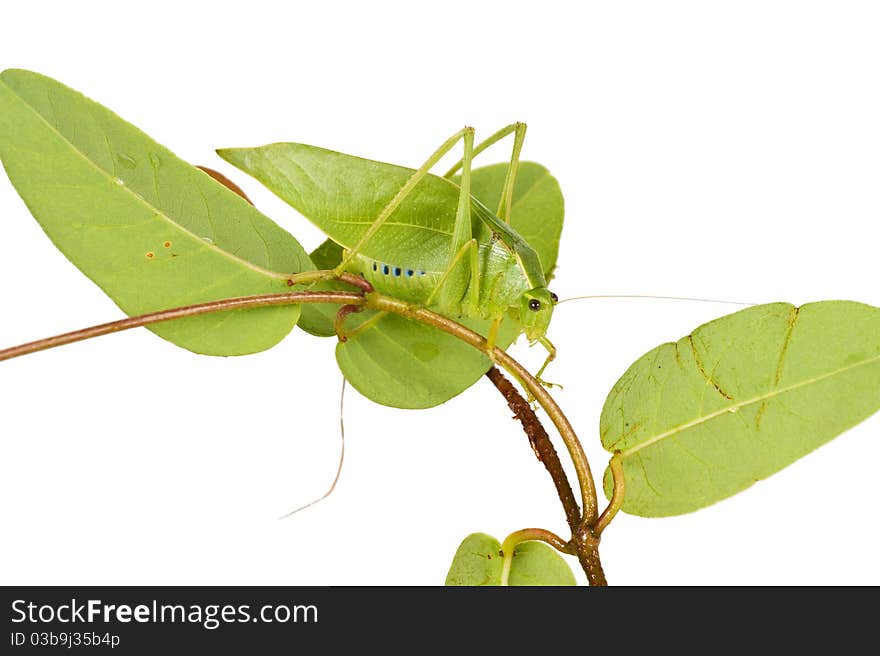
[370,259,427,279]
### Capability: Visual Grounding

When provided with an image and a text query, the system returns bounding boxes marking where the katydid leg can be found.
[335,127,474,274]
[535,336,562,389]
[425,238,479,310]
[495,122,526,224]
[442,121,527,224]
[485,316,503,354]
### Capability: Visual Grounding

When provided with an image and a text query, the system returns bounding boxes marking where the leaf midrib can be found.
[2,76,290,282]
[619,352,880,458]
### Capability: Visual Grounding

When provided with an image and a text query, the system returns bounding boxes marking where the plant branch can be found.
[485,368,580,529]
[485,367,607,586]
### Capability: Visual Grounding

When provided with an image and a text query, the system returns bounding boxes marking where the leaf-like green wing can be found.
[445,533,576,586]
[462,162,564,279]
[0,69,312,355]
[601,301,880,517]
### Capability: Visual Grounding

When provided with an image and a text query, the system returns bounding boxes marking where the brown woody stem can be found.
[485,366,607,586]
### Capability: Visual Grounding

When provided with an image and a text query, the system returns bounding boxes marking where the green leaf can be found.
[601,301,880,517]
[445,533,504,586]
[507,541,577,587]
[337,313,519,409]
[0,69,312,355]
[458,162,564,279]
[445,533,577,586]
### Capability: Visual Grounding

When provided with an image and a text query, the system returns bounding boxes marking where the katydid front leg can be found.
[535,336,561,390]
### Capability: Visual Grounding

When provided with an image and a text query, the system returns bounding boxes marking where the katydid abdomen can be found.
[346,235,528,322]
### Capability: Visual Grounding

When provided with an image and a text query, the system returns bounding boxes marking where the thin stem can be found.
[500,528,571,586]
[278,376,348,519]
[593,453,625,537]
[0,291,365,362]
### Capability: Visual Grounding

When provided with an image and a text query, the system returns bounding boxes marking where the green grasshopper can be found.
[220,123,560,382]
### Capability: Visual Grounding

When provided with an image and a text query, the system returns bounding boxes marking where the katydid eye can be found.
[550,292,559,304]
[528,299,541,311]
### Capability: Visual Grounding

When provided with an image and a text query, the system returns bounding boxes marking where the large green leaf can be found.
[601,301,880,517]
[0,69,312,355]
[459,162,564,279]
[445,533,576,586]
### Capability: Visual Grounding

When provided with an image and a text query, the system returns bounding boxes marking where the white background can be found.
[1,1,878,586]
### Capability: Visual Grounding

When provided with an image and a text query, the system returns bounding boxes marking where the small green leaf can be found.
[601,301,880,517]
[0,69,312,355]
[446,533,577,586]
[459,162,564,278]
[445,533,503,586]
[507,541,577,586]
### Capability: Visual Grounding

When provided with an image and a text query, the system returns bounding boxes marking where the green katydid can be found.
[219,123,561,385]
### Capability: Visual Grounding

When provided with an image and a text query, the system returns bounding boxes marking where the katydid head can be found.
[518,288,557,341]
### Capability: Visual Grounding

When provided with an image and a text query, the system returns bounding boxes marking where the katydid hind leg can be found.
[496,122,527,224]
[441,127,477,310]
[449,128,475,260]
[442,122,525,179]
[427,239,479,311]
[334,126,474,274]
